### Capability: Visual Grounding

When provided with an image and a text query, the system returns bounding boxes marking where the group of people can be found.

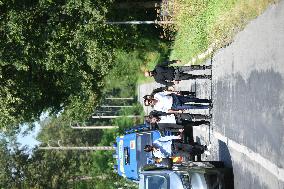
[142,60,212,161]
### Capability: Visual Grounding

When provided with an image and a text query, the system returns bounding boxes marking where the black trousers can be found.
[174,66,211,80]
[172,142,206,157]
[157,123,183,130]
[176,113,211,121]
[177,65,211,72]
[172,94,211,105]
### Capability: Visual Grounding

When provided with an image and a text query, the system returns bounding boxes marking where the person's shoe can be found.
[202,75,212,79]
[203,121,211,126]
[206,99,212,104]
[205,114,212,119]
[205,65,212,69]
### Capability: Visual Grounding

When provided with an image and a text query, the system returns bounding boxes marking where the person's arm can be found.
[158,135,181,142]
[172,80,180,85]
[157,86,179,95]
[159,60,181,66]
[167,86,176,91]
[149,110,169,117]
[151,87,167,96]
[154,77,174,86]
[168,109,184,114]
[163,90,179,95]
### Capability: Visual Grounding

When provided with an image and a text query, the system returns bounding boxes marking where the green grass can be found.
[103,38,170,89]
[136,39,170,84]
[170,0,277,63]
[103,49,161,91]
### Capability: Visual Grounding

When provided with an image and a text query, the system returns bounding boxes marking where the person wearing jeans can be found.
[143,92,211,113]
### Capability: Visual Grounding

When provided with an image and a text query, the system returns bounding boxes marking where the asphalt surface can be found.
[210,1,284,188]
[138,1,284,188]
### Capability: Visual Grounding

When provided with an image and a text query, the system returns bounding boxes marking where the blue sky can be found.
[17,123,41,150]
[17,112,49,150]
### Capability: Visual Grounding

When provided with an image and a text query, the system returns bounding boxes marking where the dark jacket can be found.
[152,61,177,86]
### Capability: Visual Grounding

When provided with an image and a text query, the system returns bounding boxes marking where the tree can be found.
[115,1,161,9]
[0,139,31,188]
[0,128,137,188]
[0,0,120,130]
[0,138,97,188]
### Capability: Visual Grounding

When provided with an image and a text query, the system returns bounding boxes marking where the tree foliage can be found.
[0,107,141,188]
[0,138,96,188]
[0,0,120,129]
[0,0,169,188]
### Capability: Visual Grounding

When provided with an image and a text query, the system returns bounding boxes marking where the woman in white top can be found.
[143,92,212,113]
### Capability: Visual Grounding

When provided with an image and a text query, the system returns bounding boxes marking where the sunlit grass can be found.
[170,0,277,63]
[137,40,170,84]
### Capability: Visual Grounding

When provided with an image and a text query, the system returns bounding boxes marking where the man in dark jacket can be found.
[144,60,211,86]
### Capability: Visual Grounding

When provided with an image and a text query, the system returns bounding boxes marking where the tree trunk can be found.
[105,20,174,25]
[38,146,115,151]
[105,97,134,100]
[71,125,118,129]
[116,1,161,9]
[101,105,133,108]
[68,176,93,182]
[92,115,142,119]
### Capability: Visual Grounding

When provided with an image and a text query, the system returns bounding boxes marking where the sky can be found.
[17,123,41,150]
[16,112,49,150]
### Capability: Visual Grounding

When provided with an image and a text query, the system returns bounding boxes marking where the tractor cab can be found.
[114,128,162,180]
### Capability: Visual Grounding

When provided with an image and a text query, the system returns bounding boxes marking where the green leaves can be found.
[0,0,117,130]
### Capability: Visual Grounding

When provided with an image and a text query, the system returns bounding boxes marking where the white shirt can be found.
[159,115,176,124]
[153,92,173,113]
[152,135,180,158]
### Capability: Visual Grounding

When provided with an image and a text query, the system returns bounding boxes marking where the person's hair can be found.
[148,115,160,123]
[144,116,151,123]
[143,95,152,100]
[144,145,153,152]
[149,114,160,120]
[144,99,151,106]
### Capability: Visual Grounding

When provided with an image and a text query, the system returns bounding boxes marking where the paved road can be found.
[138,1,284,188]
[209,1,284,188]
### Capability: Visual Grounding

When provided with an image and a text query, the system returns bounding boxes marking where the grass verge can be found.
[170,0,278,63]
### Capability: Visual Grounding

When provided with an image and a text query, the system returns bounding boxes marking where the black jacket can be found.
[152,61,177,86]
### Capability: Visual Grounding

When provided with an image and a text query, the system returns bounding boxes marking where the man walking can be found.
[144,60,211,86]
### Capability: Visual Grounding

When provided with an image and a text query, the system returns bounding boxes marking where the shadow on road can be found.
[218,140,234,188]
[218,140,233,168]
